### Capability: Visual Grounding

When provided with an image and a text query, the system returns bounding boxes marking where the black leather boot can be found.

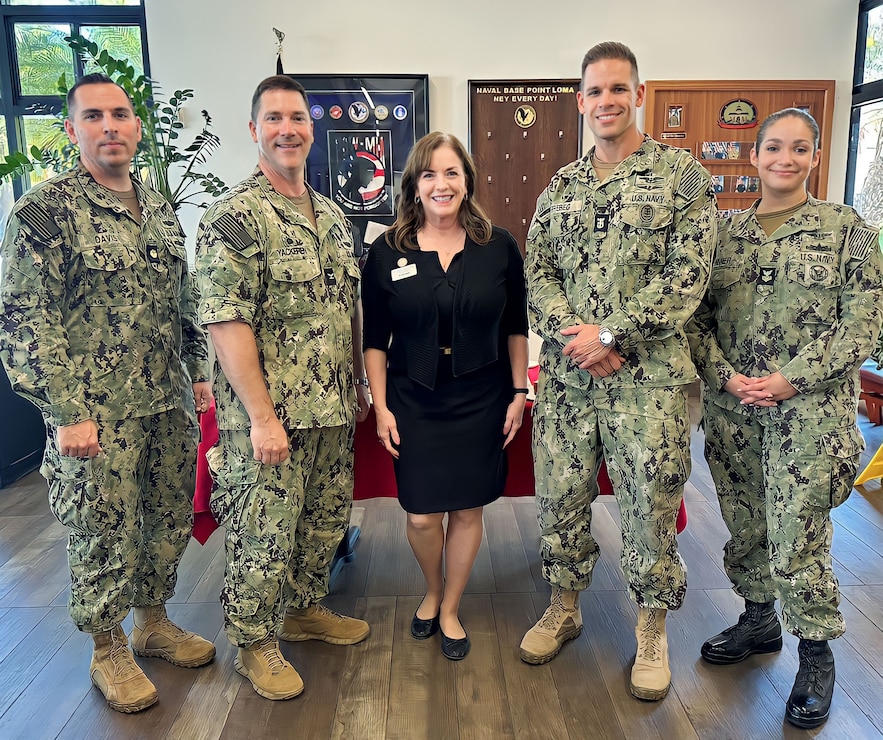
[785,639,835,729]
[700,600,782,664]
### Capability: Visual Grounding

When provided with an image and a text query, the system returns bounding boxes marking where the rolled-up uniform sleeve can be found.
[195,205,264,327]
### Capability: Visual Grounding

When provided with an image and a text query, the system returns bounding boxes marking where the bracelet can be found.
[513,388,529,395]
[354,378,370,387]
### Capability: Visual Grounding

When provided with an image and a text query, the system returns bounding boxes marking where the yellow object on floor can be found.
[855,442,883,485]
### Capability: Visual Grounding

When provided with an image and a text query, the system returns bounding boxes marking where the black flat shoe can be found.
[411,612,440,640]
[440,627,470,660]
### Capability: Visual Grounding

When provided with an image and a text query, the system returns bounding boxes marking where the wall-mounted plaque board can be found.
[644,80,835,213]
[469,80,581,253]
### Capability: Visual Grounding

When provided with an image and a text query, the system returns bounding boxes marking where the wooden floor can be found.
[1,403,882,739]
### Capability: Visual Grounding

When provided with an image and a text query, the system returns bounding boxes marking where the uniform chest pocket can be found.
[785,254,842,290]
[268,258,321,317]
[709,263,742,290]
[708,262,744,321]
[784,253,841,326]
[143,239,186,280]
[80,243,144,307]
[550,208,588,272]
[616,203,672,265]
[550,206,585,239]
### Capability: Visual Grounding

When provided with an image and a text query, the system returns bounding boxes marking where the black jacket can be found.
[362,226,528,389]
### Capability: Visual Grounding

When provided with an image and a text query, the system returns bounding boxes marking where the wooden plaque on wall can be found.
[469,80,581,252]
[644,80,835,212]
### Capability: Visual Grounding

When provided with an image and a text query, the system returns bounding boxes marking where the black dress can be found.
[361,227,528,514]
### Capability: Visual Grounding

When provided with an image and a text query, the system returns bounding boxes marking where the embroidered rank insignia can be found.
[211,212,256,251]
[757,265,776,295]
[676,168,705,201]
[594,212,609,234]
[16,202,61,242]
[848,227,877,262]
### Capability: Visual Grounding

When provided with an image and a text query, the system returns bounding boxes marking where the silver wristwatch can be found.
[598,327,616,347]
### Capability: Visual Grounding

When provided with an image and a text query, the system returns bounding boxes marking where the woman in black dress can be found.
[362,132,528,660]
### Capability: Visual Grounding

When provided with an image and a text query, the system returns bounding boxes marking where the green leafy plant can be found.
[0,33,226,211]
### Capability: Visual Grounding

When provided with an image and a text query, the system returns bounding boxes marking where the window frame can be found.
[0,2,149,199]
[846,0,883,205]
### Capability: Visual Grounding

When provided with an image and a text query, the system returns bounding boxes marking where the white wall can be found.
[144,0,860,240]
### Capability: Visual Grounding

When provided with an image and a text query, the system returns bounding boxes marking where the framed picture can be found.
[288,74,430,240]
[666,104,684,130]
[732,175,760,193]
[701,141,749,160]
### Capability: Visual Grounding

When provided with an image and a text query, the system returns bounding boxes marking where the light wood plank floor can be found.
[0,401,882,739]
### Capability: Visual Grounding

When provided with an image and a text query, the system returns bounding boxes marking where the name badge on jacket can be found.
[391,263,417,281]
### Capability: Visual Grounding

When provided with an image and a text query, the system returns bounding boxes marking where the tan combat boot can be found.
[131,604,216,668]
[234,635,304,700]
[279,603,370,645]
[630,607,671,700]
[91,625,158,713]
[519,587,583,664]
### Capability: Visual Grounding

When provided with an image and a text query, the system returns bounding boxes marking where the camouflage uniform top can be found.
[525,135,716,388]
[687,196,883,418]
[196,169,360,431]
[0,161,209,427]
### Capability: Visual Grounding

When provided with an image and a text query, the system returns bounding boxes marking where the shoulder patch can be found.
[210,212,256,252]
[676,168,705,202]
[16,201,61,242]
[848,226,878,262]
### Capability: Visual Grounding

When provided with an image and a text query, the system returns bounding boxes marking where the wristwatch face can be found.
[599,329,615,347]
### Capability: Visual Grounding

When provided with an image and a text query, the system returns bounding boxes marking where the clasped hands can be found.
[561,324,624,379]
[724,372,797,407]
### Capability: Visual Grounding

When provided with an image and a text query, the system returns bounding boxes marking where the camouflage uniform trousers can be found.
[532,374,690,609]
[703,402,863,640]
[207,424,354,647]
[41,408,199,633]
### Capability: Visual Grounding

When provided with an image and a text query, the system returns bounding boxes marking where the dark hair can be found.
[385,131,492,252]
[581,41,640,87]
[754,108,821,154]
[251,75,309,122]
[66,73,132,114]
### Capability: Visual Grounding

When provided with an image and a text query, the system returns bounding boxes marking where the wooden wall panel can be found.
[644,80,835,212]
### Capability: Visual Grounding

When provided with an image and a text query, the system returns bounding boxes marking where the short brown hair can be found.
[250,75,308,122]
[581,41,640,88]
[66,73,133,115]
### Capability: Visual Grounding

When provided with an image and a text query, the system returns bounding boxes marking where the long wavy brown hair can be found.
[386,131,492,252]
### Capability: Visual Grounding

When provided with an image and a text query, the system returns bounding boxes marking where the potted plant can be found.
[0,33,226,212]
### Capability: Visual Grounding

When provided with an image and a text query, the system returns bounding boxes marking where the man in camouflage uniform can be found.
[0,74,216,714]
[520,42,715,701]
[688,109,882,728]
[195,75,370,701]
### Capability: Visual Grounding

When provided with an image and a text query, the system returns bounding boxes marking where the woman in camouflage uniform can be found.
[688,108,883,729]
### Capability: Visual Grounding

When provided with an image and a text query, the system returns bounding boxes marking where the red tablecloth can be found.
[193,401,687,544]
[352,402,602,498]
